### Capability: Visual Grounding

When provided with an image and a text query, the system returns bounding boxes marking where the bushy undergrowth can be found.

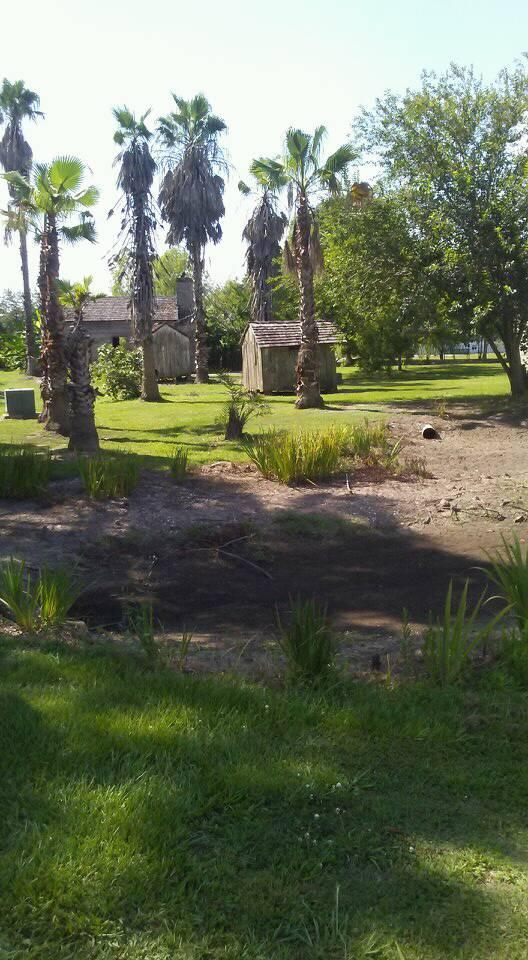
[217,373,268,440]
[0,558,80,630]
[78,455,139,499]
[92,342,142,400]
[0,447,51,499]
[244,426,349,483]
[0,329,26,370]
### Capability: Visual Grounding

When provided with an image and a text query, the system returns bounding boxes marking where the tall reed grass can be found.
[0,447,51,499]
[78,455,139,499]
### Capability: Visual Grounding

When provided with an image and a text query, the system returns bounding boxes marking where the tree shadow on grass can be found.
[1,649,527,958]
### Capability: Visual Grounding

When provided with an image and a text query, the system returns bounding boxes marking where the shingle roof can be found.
[65,297,178,324]
[247,321,338,347]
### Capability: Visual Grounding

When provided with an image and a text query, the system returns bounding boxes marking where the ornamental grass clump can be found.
[244,427,348,484]
[0,559,81,631]
[78,455,139,499]
[422,580,498,685]
[169,446,189,481]
[275,597,336,683]
[0,447,51,499]
[483,537,528,629]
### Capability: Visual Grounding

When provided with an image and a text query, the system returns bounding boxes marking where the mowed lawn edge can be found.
[0,361,509,467]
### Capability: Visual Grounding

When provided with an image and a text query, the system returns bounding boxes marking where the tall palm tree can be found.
[238,171,287,323]
[252,129,354,407]
[4,157,98,433]
[157,94,226,383]
[112,107,160,401]
[57,276,102,452]
[0,79,43,375]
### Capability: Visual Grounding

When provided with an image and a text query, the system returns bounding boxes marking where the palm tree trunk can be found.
[191,244,209,383]
[141,335,161,401]
[38,214,70,434]
[294,194,323,409]
[19,230,39,376]
[66,321,99,452]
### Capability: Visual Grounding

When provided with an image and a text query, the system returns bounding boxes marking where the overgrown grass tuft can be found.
[484,537,528,628]
[0,446,51,499]
[422,580,493,685]
[169,446,189,481]
[77,454,139,499]
[0,559,80,630]
[244,427,350,484]
[275,596,336,682]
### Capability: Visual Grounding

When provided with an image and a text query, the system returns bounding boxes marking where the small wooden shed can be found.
[242,322,338,394]
[152,322,191,380]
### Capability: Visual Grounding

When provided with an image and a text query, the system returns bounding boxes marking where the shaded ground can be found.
[1,400,527,673]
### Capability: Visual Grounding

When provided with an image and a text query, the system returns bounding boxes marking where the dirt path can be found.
[1,402,527,672]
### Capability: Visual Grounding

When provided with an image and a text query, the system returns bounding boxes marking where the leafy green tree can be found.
[252,128,354,407]
[0,79,43,374]
[154,247,188,295]
[357,62,528,397]
[157,93,226,383]
[238,172,287,323]
[56,276,103,452]
[4,158,98,433]
[112,107,160,402]
[204,278,251,368]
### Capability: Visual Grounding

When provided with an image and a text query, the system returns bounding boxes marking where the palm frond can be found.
[48,156,85,193]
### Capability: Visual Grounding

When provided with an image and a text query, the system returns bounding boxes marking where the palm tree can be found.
[238,171,287,323]
[4,158,98,433]
[112,107,160,401]
[157,94,226,383]
[0,79,43,375]
[252,129,354,407]
[57,276,102,452]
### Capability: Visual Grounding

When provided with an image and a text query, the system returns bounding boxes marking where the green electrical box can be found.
[4,389,37,420]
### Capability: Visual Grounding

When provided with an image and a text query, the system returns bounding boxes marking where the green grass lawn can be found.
[0,360,509,467]
[1,637,528,959]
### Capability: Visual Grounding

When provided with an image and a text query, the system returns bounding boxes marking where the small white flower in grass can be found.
[314,813,320,819]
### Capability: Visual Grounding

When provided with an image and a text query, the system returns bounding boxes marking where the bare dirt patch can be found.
[1,401,527,673]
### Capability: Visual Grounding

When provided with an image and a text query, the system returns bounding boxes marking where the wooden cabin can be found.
[242,322,338,394]
[63,278,196,381]
[152,322,191,380]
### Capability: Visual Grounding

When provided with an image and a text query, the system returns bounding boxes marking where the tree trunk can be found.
[38,215,70,435]
[66,321,99,453]
[191,244,209,383]
[141,335,161,401]
[294,194,323,409]
[19,230,38,376]
[489,330,527,399]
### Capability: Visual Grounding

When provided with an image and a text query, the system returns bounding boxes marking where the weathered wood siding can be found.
[153,326,191,380]
[260,344,337,393]
[242,328,263,391]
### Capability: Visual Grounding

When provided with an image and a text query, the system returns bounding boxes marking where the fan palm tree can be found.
[252,129,354,407]
[4,158,98,433]
[0,79,43,375]
[238,171,287,323]
[112,107,160,401]
[56,276,103,452]
[157,94,226,383]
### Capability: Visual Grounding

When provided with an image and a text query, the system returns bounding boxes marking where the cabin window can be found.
[112,337,120,348]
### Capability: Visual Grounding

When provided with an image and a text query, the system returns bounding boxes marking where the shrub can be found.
[169,446,189,481]
[217,373,268,440]
[244,427,349,484]
[0,559,80,630]
[422,580,491,685]
[484,537,528,628]
[275,597,335,683]
[0,447,51,499]
[78,455,139,499]
[92,343,142,400]
[0,330,26,371]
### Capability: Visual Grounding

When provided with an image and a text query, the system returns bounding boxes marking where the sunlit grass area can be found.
[0,360,509,467]
[1,637,527,959]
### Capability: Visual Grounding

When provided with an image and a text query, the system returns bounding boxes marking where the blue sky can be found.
[1,0,527,294]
